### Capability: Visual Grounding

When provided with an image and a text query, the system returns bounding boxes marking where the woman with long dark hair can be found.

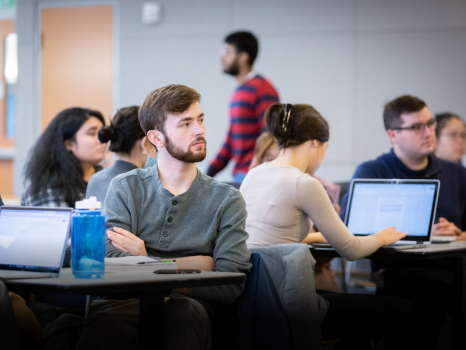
[240,103,417,349]
[86,106,157,202]
[22,107,106,207]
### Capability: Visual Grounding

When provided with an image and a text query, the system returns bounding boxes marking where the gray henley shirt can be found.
[104,164,252,304]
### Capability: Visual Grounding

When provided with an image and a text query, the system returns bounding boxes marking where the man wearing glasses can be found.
[341,94,466,240]
[340,95,466,350]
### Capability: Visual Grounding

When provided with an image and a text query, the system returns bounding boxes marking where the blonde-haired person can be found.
[249,132,279,169]
[240,103,416,349]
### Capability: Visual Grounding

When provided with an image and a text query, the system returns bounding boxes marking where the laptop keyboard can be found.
[0,271,54,279]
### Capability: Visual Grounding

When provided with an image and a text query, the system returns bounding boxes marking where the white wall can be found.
[15,0,466,194]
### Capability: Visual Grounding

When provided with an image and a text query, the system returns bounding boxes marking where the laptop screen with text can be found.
[0,207,72,272]
[345,180,439,242]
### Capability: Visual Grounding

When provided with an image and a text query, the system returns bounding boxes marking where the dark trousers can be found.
[382,266,453,350]
[319,291,417,350]
[0,281,22,350]
[1,281,43,350]
[76,296,212,350]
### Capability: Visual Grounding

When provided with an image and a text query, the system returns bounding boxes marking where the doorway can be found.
[41,4,114,129]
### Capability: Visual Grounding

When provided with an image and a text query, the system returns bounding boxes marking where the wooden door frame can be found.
[34,0,120,139]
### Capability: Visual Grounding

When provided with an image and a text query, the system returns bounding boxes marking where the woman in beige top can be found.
[241,104,406,257]
[248,131,340,291]
[241,103,417,349]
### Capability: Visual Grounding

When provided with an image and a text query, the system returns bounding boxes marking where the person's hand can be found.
[8,292,25,304]
[457,232,466,241]
[432,218,462,237]
[175,256,214,271]
[374,226,407,246]
[107,227,147,256]
[171,256,214,296]
[302,232,328,244]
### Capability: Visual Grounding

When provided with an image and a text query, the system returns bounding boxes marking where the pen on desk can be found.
[137,259,176,265]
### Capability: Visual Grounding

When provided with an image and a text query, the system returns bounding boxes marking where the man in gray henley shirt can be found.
[77,85,252,350]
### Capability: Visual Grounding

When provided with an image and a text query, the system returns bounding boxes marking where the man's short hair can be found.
[139,84,201,134]
[224,31,258,66]
[383,95,427,130]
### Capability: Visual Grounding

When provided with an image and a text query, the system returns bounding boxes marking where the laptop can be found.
[344,179,440,247]
[0,206,72,279]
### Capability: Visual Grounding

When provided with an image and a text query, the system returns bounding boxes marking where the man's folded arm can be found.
[103,178,135,257]
[187,190,252,304]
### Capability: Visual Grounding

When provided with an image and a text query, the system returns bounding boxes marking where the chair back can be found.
[250,244,328,350]
[234,252,290,350]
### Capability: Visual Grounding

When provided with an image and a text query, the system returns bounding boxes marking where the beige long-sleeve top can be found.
[240,163,380,261]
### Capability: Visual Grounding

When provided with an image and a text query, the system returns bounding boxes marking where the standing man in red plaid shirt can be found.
[207,31,279,182]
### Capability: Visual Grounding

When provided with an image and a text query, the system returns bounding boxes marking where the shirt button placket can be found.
[159,199,178,247]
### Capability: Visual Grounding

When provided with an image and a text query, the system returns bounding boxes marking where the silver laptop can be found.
[344,179,440,246]
[0,206,72,279]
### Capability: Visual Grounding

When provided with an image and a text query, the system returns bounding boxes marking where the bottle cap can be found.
[75,196,102,210]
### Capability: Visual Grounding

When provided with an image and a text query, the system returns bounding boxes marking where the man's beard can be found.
[164,134,207,163]
[223,59,239,76]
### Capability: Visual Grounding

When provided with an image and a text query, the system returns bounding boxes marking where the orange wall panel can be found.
[41,5,113,129]
[0,159,13,196]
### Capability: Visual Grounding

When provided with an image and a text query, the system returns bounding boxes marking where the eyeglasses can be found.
[392,119,437,133]
[443,132,466,140]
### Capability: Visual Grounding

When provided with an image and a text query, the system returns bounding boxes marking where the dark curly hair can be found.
[24,107,105,206]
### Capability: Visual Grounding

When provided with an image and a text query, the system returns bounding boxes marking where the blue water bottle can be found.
[72,197,105,278]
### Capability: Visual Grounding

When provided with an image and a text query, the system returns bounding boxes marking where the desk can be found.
[310,241,466,350]
[4,267,246,350]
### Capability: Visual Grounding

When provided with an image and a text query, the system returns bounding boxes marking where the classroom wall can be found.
[14,0,466,195]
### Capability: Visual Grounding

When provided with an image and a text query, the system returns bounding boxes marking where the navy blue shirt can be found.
[0,195,3,206]
[340,149,466,231]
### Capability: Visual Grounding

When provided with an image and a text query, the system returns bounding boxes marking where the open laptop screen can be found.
[0,207,72,273]
[344,180,440,242]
